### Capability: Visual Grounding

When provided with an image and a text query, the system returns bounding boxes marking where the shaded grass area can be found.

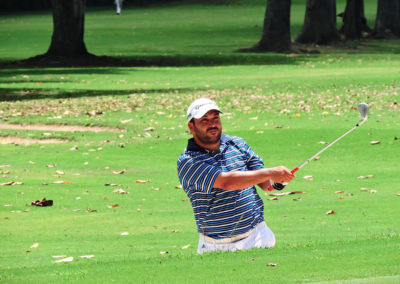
[1,0,397,68]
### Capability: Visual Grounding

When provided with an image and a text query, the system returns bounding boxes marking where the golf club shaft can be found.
[268,116,368,191]
[292,117,368,173]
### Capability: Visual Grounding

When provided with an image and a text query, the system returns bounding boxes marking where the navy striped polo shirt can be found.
[177,134,265,239]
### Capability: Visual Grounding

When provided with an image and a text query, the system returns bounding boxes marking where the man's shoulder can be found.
[177,144,207,166]
[221,134,247,147]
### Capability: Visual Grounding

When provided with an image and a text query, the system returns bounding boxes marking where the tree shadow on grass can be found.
[0,52,301,69]
[0,87,194,102]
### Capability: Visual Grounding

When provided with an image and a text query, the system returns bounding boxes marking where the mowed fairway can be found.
[1,1,400,283]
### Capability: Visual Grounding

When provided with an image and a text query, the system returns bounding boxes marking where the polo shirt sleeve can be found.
[241,139,265,170]
[177,156,221,194]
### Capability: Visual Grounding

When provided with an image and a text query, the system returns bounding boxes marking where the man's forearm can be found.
[213,167,294,191]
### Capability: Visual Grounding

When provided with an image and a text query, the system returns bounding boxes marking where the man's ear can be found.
[188,121,194,134]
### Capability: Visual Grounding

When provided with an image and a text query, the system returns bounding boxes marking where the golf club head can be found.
[358,102,369,119]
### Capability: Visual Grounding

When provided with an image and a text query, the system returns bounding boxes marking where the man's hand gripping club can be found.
[214,166,295,191]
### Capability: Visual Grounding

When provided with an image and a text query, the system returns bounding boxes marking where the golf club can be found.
[269,102,369,191]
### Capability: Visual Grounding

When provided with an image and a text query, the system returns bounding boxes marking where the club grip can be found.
[267,167,299,191]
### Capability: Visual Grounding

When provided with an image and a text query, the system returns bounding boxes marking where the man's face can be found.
[188,110,222,146]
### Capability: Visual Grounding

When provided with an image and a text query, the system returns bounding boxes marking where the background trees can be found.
[295,0,340,45]
[46,0,88,57]
[2,0,399,60]
[248,0,292,52]
[373,0,400,38]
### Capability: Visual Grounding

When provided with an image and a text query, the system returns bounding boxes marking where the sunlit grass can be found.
[0,1,400,283]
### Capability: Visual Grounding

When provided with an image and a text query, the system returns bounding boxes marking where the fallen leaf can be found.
[319,141,329,144]
[70,146,78,151]
[335,190,346,194]
[31,198,53,207]
[268,197,279,201]
[357,175,374,179]
[113,169,126,175]
[268,192,290,197]
[120,232,129,236]
[1,181,23,186]
[46,164,57,168]
[144,127,155,132]
[52,255,67,258]
[159,251,168,255]
[368,189,377,194]
[3,204,13,207]
[79,255,95,259]
[105,183,118,187]
[112,189,128,194]
[55,170,65,175]
[268,191,306,197]
[135,179,150,183]
[326,210,335,215]
[53,181,70,184]
[303,175,313,181]
[152,187,162,191]
[54,256,73,263]
[293,198,302,201]
[175,185,183,189]
[370,141,380,145]
[136,208,141,212]
[267,263,278,267]
[30,243,39,249]
[111,204,119,208]
[182,244,191,249]
[396,193,400,196]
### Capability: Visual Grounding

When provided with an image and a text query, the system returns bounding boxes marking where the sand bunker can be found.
[0,136,65,145]
[0,123,126,145]
[0,123,125,133]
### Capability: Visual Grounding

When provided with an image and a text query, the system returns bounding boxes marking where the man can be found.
[177,98,295,254]
[115,0,123,15]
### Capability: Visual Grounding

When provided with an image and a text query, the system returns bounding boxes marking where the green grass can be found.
[1,0,400,283]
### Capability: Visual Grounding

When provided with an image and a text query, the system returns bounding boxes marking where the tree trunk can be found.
[340,0,371,39]
[240,0,291,52]
[46,0,88,56]
[295,0,339,44]
[373,0,400,38]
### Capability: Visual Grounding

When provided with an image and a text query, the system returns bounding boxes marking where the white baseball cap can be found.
[186,98,222,122]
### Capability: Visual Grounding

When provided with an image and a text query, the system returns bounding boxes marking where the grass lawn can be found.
[1,0,400,283]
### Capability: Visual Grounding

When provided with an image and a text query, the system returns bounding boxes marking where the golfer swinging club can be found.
[177,98,295,254]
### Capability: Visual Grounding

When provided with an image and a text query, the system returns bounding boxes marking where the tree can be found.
[240,0,291,52]
[295,0,340,45]
[372,0,400,38]
[339,0,371,39]
[46,0,89,56]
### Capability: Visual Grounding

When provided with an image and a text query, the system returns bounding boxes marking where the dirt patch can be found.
[0,136,65,145]
[0,123,125,133]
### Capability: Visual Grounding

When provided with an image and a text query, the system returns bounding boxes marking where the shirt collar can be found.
[186,134,231,153]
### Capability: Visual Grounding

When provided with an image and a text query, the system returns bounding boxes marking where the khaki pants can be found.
[197,222,276,254]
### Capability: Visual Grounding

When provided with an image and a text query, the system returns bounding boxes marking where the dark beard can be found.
[195,126,222,145]
[198,131,221,145]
